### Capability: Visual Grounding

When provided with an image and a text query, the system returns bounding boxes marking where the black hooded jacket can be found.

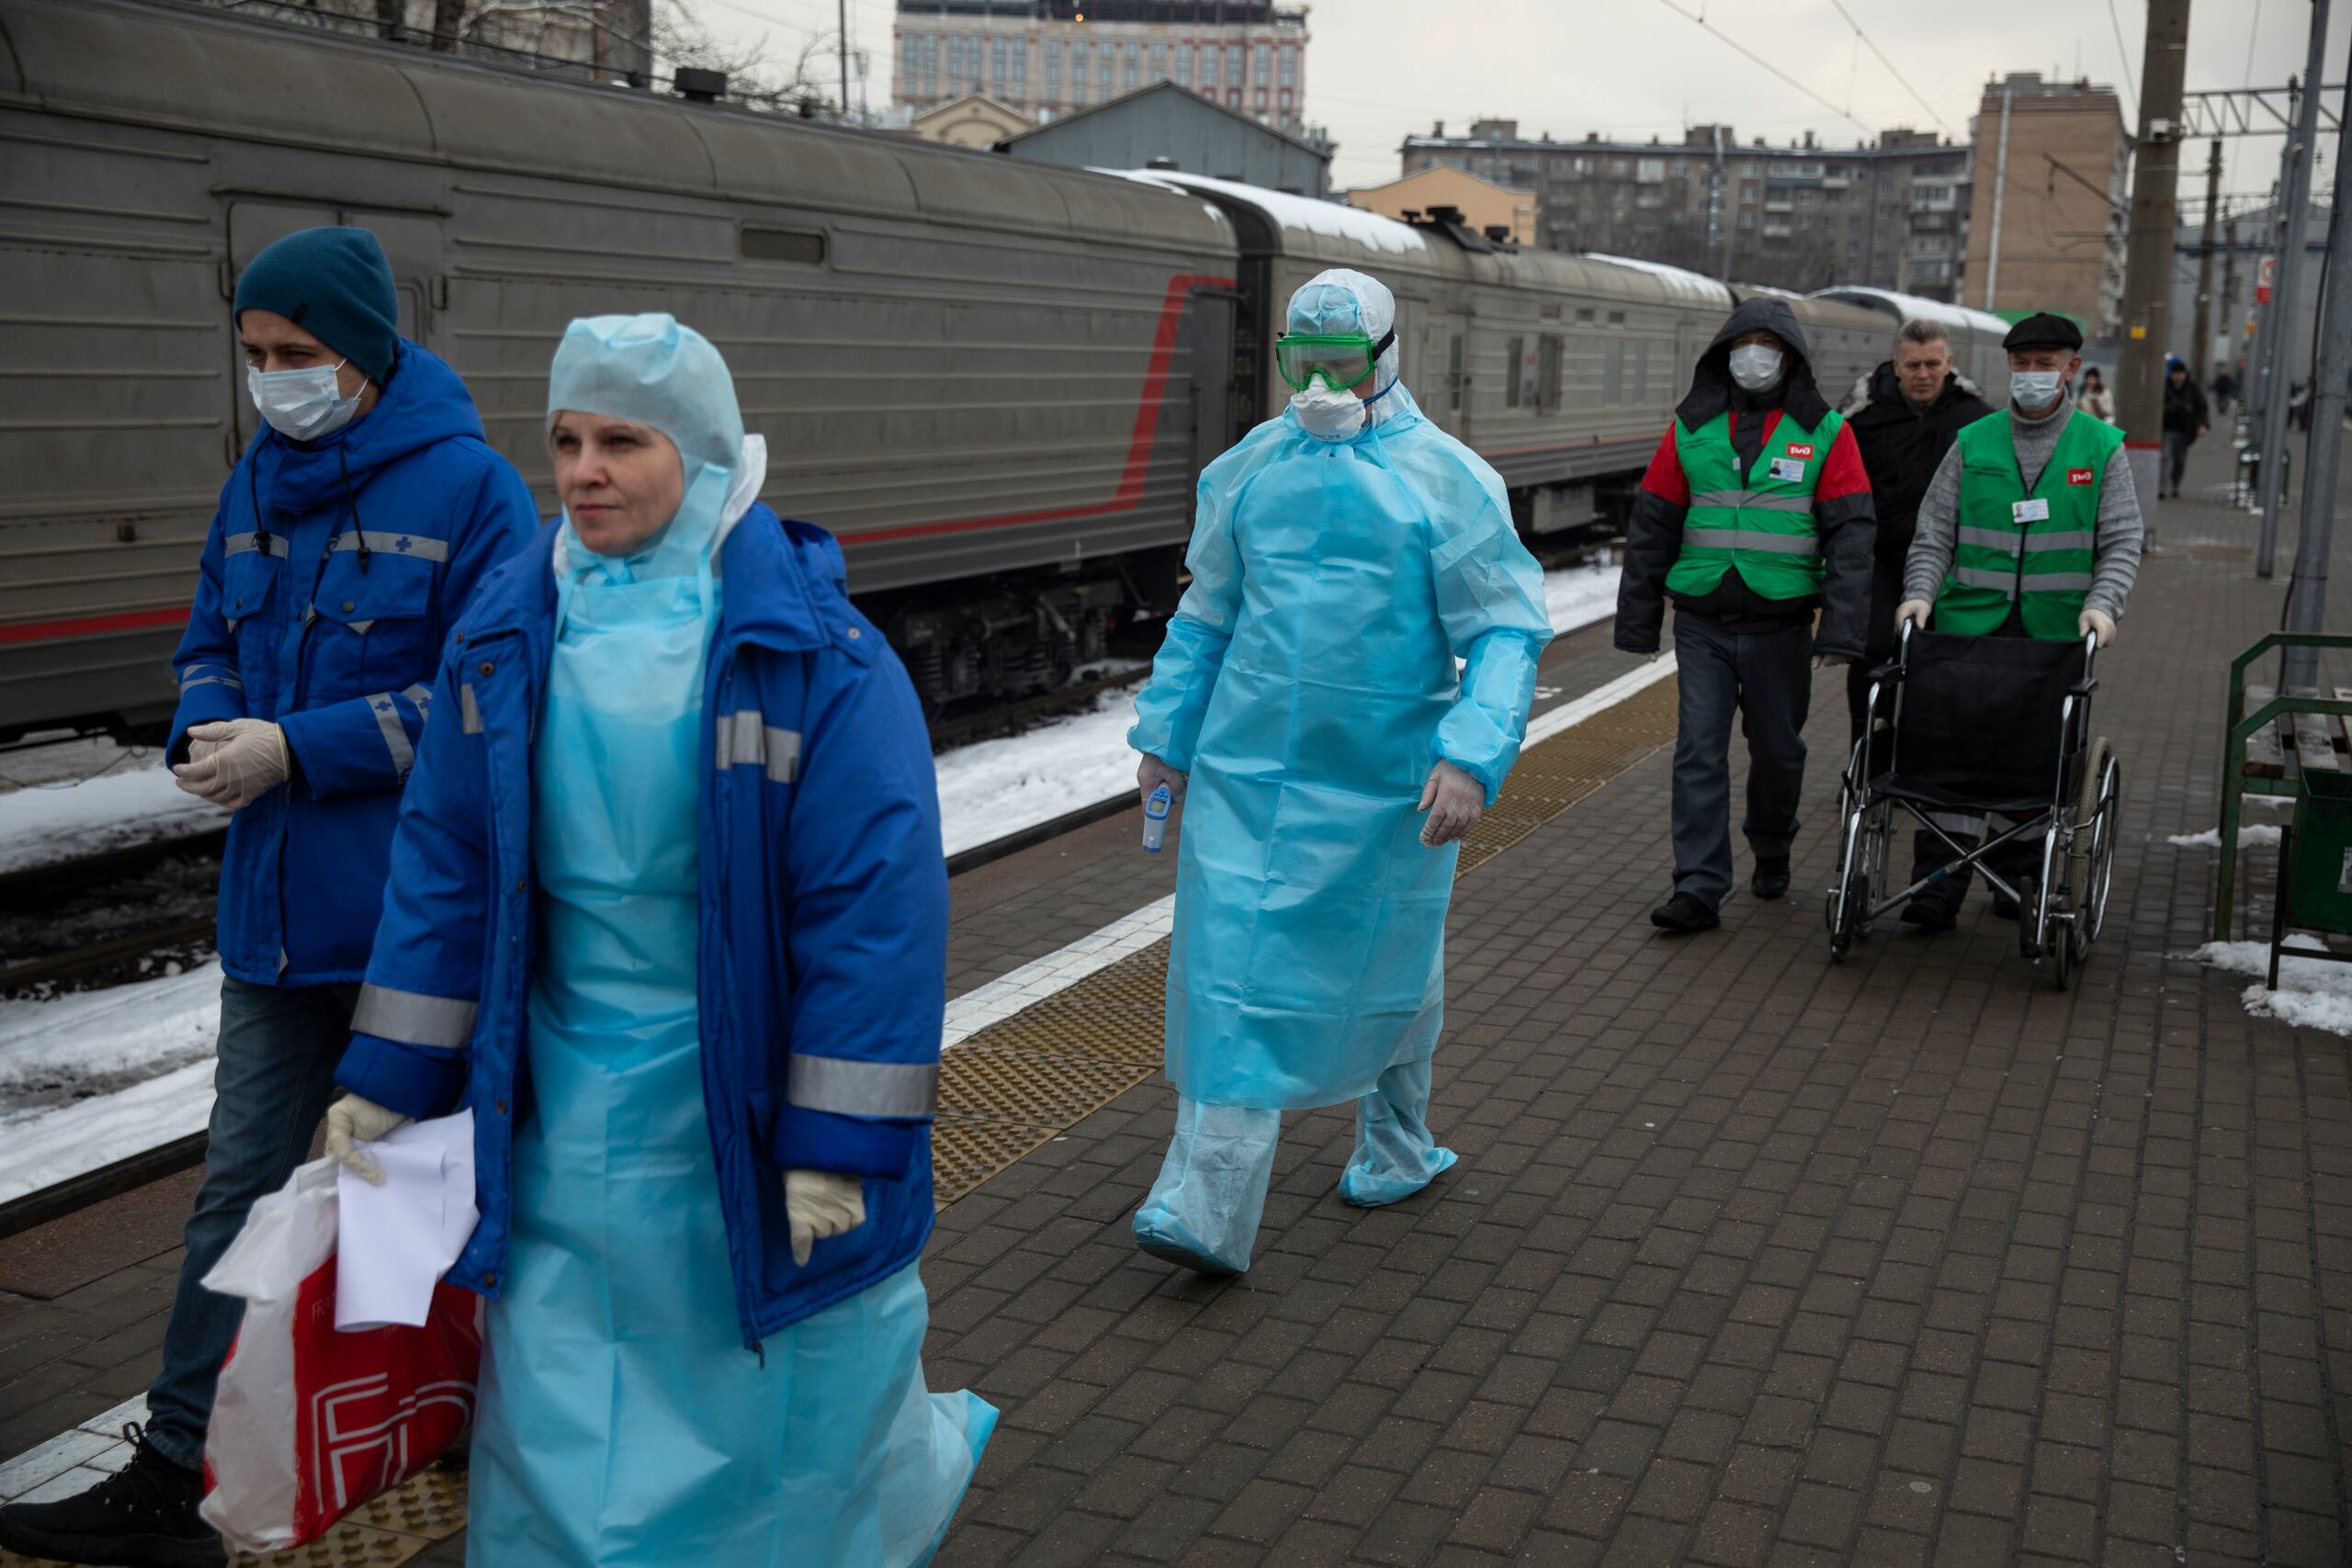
[1839,362,1993,662]
[1614,297,1878,658]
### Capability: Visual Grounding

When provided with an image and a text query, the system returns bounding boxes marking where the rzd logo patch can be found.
[2066,468,2096,484]
[1784,443,1815,458]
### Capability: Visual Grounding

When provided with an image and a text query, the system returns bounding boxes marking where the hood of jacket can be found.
[253,340,490,514]
[1677,295,1829,432]
[1844,362,1988,425]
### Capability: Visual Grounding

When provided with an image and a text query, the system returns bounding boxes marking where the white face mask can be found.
[2009,369,2064,411]
[247,360,363,441]
[1291,382,1366,441]
[1727,344,1784,392]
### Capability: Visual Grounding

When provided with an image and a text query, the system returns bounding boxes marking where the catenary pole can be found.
[2258,2,2333,575]
[839,0,850,119]
[2114,0,2193,539]
[1984,86,2013,310]
[2192,139,2222,387]
[2281,56,2352,693]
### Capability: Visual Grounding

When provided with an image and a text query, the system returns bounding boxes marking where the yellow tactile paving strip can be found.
[1,676,1678,1567]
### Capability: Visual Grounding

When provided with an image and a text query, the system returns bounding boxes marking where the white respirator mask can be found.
[2009,369,2065,411]
[247,360,363,441]
[1726,344,1784,392]
[1291,382,1367,441]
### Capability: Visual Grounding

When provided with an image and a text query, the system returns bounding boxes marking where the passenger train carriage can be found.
[0,0,1952,744]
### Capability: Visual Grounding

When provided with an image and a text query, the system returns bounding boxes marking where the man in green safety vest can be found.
[1618,296,1878,933]
[1893,310,2144,931]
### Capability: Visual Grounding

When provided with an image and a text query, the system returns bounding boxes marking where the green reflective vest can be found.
[1664,409,1840,602]
[1936,408,2122,639]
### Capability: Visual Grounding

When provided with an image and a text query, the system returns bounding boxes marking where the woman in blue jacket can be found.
[326,314,992,1566]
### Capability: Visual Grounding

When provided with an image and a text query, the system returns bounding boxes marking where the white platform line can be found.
[0,1396,146,1503]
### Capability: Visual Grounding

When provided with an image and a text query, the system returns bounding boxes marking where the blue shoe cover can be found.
[1338,1058,1454,1207]
[1132,1098,1280,1274]
[1339,1144,1457,1207]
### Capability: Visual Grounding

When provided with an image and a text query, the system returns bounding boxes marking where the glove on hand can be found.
[2078,608,2116,648]
[785,1169,866,1266]
[326,1094,413,1186]
[173,719,289,809]
[1136,753,1187,807]
[1894,600,1933,635]
[1419,760,1483,847]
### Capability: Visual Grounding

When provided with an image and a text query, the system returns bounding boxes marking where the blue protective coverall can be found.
[169,340,537,984]
[334,316,990,1565]
[1125,270,1553,1273]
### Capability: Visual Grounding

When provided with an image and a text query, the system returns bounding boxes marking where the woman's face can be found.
[550,412,684,557]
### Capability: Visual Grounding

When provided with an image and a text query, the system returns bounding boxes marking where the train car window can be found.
[1604,338,1624,404]
[741,227,827,266]
[1607,310,1627,325]
[1537,335,1563,416]
[1541,303,1561,321]
[1448,334,1464,413]
[1505,336,1525,410]
[1631,341,1649,402]
[1576,308,1595,323]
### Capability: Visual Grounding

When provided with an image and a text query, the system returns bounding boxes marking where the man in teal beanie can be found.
[0,228,538,1568]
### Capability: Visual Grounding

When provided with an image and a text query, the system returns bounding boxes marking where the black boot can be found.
[1650,892,1721,933]
[1900,874,1966,932]
[0,1425,223,1568]
[1750,856,1791,900]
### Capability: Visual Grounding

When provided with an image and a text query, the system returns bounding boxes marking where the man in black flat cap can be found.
[1889,311,2143,932]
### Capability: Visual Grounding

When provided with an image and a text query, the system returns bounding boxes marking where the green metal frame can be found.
[2214,632,2352,939]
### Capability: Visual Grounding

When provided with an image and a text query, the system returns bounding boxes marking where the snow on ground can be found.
[2166,823,2284,849]
[2189,939,2352,1037]
[0,565,1623,1196]
[0,961,221,1205]
[0,760,226,875]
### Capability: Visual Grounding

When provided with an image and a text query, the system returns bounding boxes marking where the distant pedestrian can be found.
[1617,297,1876,933]
[2161,355,2211,497]
[0,228,537,1568]
[2076,367,2115,423]
[2211,367,2236,415]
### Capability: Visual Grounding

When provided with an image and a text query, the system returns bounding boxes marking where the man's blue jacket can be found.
[334,507,948,1344]
[169,341,537,986]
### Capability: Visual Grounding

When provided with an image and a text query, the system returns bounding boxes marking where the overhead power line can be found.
[1646,0,1873,137]
[1825,0,1951,134]
[2105,0,2140,125]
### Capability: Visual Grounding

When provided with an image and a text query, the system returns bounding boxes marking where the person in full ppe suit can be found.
[1126,269,1554,1275]
[324,315,992,1565]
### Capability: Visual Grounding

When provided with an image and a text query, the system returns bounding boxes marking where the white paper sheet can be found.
[334,1111,478,1331]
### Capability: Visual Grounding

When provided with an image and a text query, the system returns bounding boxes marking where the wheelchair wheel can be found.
[2068,739,2119,953]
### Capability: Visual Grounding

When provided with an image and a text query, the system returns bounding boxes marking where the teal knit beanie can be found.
[232,226,401,384]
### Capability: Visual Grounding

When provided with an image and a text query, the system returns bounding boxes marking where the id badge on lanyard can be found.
[2012,498,2051,524]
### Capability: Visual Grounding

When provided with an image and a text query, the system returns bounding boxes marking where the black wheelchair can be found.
[1827,625,2121,988]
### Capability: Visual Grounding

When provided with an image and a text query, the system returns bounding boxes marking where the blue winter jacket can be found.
[169,342,538,987]
[334,507,948,1344]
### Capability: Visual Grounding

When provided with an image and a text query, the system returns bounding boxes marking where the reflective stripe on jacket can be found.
[334,506,948,1344]
[1663,409,1843,602]
[1936,408,2124,638]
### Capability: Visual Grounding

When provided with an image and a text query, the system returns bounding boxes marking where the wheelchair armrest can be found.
[1867,660,1903,684]
[2069,676,2098,698]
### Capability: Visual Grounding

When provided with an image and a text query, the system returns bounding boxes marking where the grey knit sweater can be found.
[1902,390,2143,621]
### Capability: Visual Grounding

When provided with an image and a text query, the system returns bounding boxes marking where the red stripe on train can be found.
[844,271,1234,547]
[0,605,189,645]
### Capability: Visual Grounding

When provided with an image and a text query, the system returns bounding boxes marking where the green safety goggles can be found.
[1274,329,1396,392]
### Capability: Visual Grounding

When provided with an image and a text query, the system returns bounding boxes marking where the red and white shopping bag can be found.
[198,1158,483,1551]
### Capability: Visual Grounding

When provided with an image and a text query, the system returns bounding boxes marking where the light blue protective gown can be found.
[468,313,988,1567]
[1127,272,1552,1271]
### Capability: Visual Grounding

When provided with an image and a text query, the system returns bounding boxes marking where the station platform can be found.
[5,437,2350,1566]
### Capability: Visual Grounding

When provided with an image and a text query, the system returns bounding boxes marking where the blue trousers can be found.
[143,975,357,1470]
[1669,613,1812,910]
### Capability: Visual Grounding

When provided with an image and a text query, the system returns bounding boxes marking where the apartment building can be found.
[893,1,1310,135]
[1962,73,2131,339]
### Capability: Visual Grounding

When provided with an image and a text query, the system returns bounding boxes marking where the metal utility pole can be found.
[2114,0,2192,531]
[2282,59,2352,692]
[838,0,851,118]
[2257,2,2333,575]
[2192,140,2222,386]
[1984,85,2014,310]
[2221,216,2242,397]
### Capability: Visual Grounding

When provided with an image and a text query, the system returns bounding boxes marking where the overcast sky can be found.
[701,0,2352,207]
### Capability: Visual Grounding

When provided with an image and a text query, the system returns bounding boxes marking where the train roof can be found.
[1810,286,2013,340]
[0,0,1232,255]
[1584,255,1735,308]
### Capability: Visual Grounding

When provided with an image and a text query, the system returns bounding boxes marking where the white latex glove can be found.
[172,718,289,809]
[326,1094,413,1186]
[785,1169,865,1266]
[1419,760,1483,847]
[1136,753,1188,808]
[2079,607,2116,648]
[1894,600,1933,636]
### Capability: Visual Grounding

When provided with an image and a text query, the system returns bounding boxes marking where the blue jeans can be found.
[143,976,358,1471]
[1669,613,1812,909]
